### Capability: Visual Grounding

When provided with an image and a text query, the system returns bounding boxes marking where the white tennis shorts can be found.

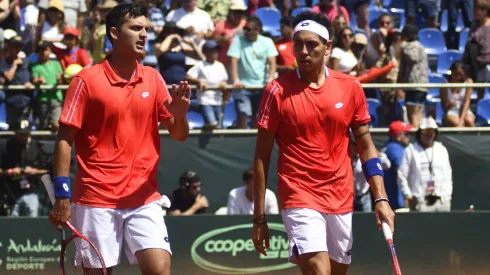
[281,208,353,265]
[71,197,172,268]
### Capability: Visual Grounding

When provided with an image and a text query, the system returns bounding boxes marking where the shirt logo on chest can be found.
[142,91,150,98]
[335,102,344,109]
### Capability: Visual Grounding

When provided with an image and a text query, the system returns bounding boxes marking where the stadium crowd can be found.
[0,0,488,217]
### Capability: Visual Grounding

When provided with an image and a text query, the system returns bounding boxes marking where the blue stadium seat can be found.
[427,73,447,100]
[292,7,312,17]
[389,8,406,30]
[367,98,381,127]
[0,102,6,124]
[350,12,358,29]
[456,10,465,32]
[441,9,465,33]
[440,10,448,32]
[255,8,281,37]
[459,28,469,52]
[419,28,447,55]
[223,98,237,129]
[384,0,404,9]
[187,100,204,129]
[368,7,390,30]
[436,50,462,75]
[476,99,490,126]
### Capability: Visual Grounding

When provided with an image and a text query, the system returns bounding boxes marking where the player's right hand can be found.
[49,198,71,227]
[252,223,270,256]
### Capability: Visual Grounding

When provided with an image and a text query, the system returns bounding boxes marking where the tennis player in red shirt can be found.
[48,3,189,275]
[252,12,395,275]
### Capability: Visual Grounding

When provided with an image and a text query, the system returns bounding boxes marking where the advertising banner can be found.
[1,213,490,275]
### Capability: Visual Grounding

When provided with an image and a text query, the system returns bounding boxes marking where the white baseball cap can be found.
[419,117,438,130]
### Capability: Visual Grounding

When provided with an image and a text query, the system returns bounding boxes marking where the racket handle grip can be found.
[382,221,393,241]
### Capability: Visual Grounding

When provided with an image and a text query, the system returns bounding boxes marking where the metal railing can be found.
[0,82,488,90]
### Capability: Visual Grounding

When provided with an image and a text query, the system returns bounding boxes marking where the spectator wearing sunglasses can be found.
[330,27,358,75]
[381,121,413,210]
[397,117,453,212]
[227,15,277,129]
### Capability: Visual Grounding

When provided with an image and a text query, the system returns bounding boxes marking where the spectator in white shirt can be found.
[350,133,391,212]
[186,40,229,129]
[166,0,214,41]
[397,117,453,212]
[330,27,358,75]
[227,168,279,215]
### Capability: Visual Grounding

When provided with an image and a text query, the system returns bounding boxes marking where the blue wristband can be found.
[361,158,384,180]
[54,176,71,199]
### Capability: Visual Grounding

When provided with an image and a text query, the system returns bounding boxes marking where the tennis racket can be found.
[41,174,107,275]
[382,221,402,275]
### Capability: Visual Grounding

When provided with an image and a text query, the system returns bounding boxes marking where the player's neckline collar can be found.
[296,66,329,80]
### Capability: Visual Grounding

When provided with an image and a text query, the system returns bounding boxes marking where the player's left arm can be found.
[354,124,395,232]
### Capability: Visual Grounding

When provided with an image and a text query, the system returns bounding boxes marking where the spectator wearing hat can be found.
[0,120,49,217]
[397,24,428,129]
[397,117,453,212]
[91,0,118,64]
[52,27,92,70]
[213,0,247,68]
[227,15,277,129]
[185,40,228,129]
[0,33,33,128]
[31,41,63,131]
[227,167,278,215]
[38,0,87,40]
[155,21,204,85]
[381,121,412,210]
[39,0,65,43]
[167,170,208,215]
[275,16,296,75]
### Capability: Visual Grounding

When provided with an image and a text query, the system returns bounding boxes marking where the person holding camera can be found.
[155,21,204,85]
[0,121,49,217]
[167,170,208,215]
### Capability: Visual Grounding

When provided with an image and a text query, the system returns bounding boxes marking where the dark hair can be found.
[334,26,354,49]
[401,24,419,42]
[280,16,294,27]
[36,41,52,53]
[450,60,465,72]
[105,3,149,43]
[293,11,332,44]
[415,127,438,144]
[377,13,391,25]
[247,15,263,30]
[179,170,201,188]
[156,21,185,42]
[242,168,253,182]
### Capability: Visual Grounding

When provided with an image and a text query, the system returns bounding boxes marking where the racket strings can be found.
[63,237,106,275]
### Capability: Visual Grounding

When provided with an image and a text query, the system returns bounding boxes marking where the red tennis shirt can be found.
[59,58,173,209]
[257,68,371,214]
